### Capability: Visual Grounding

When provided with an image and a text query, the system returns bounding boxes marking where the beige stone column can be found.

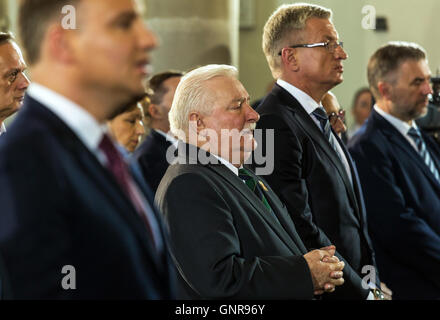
[0,0,10,32]
[144,0,239,74]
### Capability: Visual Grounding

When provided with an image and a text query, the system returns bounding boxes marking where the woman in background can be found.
[107,102,145,153]
[347,88,373,140]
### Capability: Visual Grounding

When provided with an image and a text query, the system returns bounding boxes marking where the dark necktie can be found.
[99,134,158,250]
[312,107,354,185]
[239,168,272,212]
[312,107,332,140]
[407,127,440,182]
[312,107,343,159]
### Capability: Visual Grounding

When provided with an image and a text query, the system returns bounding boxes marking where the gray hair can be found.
[0,32,14,46]
[169,64,238,141]
[262,3,332,78]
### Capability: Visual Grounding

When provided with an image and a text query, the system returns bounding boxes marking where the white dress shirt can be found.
[277,79,353,183]
[374,105,420,152]
[0,122,6,136]
[27,83,109,165]
[210,152,239,176]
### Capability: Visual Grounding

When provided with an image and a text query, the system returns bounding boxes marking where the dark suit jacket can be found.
[349,109,440,299]
[0,96,175,299]
[134,129,175,194]
[255,84,378,299]
[155,143,314,299]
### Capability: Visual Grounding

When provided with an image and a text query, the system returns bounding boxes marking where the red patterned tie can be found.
[99,133,157,249]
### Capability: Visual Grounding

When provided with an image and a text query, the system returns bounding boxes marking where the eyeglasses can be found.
[278,40,344,56]
[328,109,346,125]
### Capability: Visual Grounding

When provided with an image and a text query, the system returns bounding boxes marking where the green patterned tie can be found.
[238,168,272,211]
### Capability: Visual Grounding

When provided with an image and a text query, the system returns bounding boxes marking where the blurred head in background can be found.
[144,71,183,134]
[108,102,145,153]
[352,87,373,126]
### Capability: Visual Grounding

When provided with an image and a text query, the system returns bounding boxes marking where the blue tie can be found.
[312,107,342,158]
[312,107,331,139]
[407,127,440,182]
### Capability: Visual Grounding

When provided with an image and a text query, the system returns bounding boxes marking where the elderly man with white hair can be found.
[155,64,345,299]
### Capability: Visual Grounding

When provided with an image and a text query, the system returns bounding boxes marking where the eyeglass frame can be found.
[278,41,344,56]
[328,109,346,124]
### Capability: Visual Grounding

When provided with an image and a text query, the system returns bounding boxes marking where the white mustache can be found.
[242,123,256,133]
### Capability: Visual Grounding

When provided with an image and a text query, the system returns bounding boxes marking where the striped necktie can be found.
[407,127,440,182]
[312,107,342,158]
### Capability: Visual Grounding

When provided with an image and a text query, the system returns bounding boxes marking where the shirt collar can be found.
[27,83,107,153]
[277,79,322,114]
[210,153,239,176]
[154,129,179,146]
[374,105,418,136]
[0,122,6,136]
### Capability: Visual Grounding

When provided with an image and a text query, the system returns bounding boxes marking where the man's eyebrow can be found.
[109,10,137,24]
[230,96,250,104]
[411,76,430,84]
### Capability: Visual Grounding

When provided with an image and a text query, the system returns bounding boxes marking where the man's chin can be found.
[334,76,344,86]
[416,105,429,119]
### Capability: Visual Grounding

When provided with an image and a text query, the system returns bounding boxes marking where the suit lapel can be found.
[244,168,308,253]
[374,111,440,190]
[274,85,361,220]
[422,131,440,176]
[207,162,305,255]
[33,100,164,273]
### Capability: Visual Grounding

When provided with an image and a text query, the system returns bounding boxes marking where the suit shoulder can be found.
[135,132,169,159]
[256,111,290,131]
[348,121,389,162]
[0,123,58,167]
[157,164,220,196]
[257,92,285,115]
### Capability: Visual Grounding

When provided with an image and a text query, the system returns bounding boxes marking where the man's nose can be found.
[335,45,348,60]
[16,73,30,90]
[246,103,260,123]
[424,81,433,95]
[137,22,158,51]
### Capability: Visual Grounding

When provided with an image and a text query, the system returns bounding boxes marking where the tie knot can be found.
[99,133,115,153]
[312,107,329,121]
[238,168,252,180]
[312,107,331,136]
[99,133,126,171]
[239,168,257,190]
[408,127,421,139]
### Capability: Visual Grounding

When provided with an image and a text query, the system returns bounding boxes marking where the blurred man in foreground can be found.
[0,0,175,299]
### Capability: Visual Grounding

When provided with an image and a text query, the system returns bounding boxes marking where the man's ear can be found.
[280,48,300,72]
[148,104,163,120]
[46,24,75,64]
[189,112,205,135]
[377,81,392,100]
